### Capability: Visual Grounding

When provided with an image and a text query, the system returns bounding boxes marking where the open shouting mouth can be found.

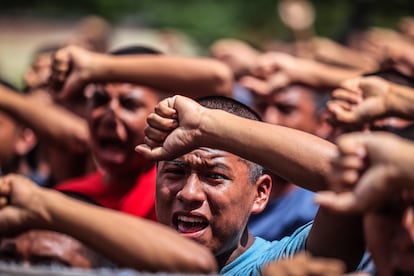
[174,213,209,237]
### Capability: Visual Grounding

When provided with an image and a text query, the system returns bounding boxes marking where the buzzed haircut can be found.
[109,45,163,56]
[197,95,262,121]
[364,68,414,88]
[196,96,264,183]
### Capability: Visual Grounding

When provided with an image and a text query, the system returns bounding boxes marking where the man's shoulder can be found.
[221,224,313,276]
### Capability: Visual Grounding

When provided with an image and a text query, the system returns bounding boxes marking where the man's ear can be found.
[14,127,37,156]
[251,174,272,214]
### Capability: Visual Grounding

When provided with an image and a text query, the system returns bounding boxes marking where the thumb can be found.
[327,103,358,124]
[335,133,368,157]
[135,144,171,161]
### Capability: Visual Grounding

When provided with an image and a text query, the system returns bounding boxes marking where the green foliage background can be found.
[1,0,413,50]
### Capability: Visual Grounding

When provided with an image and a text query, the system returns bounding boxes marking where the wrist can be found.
[297,59,326,86]
[22,188,54,230]
[198,108,235,151]
[384,83,399,116]
[84,52,111,82]
[197,107,213,148]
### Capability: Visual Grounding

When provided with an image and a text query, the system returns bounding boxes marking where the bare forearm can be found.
[331,49,378,71]
[91,55,233,97]
[307,61,364,87]
[0,87,89,153]
[200,109,336,191]
[42,189,217,273]
[307,208,364,272]
[315,40,378,71]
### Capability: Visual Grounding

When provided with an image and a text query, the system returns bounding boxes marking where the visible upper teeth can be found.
[178,216,205,223]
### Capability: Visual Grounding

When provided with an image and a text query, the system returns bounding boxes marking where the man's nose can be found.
[177,174,205,206]
[105,98,124,117]
[98,98,118,121]
[101,100,127,141]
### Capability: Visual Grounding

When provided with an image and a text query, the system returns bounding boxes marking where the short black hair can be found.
[196,96,265,183]
[109,45,163,56]
[364,68,414,88]
[197,95,262,121]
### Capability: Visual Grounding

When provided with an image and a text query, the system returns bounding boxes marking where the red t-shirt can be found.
[55,166,157,221]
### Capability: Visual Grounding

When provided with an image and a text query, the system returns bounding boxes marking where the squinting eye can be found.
[165,168,186,176]
[277,105,295,115]
[120,98,142,110]
[207,173,228,180]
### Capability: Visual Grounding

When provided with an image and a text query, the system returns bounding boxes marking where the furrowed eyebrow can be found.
[165,160,189,169]
[165,160,231,171]
[205,162,231,171]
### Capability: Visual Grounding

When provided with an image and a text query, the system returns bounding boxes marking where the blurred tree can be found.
[0,0,413,51]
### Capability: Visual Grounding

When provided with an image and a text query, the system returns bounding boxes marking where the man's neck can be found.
[215,227,255,269]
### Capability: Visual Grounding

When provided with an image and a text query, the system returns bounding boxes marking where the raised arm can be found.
[0,84,89,154]
[306,131,414,272]
[136,95,365,271]
[310,37,379,72]
[240,52,364,95]
[0,174,217,273]
[328,76,414,126]
[305,131,414,271]
[51,45,233,99]
[315,131,414,213]
[137,95,336,191]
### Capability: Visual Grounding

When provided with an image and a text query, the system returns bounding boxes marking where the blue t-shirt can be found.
[220,221,312,276]
[248,187,318,241]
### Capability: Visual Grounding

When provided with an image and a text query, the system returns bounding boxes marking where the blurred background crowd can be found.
[1,0,413,87]
[0,0,414,275]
